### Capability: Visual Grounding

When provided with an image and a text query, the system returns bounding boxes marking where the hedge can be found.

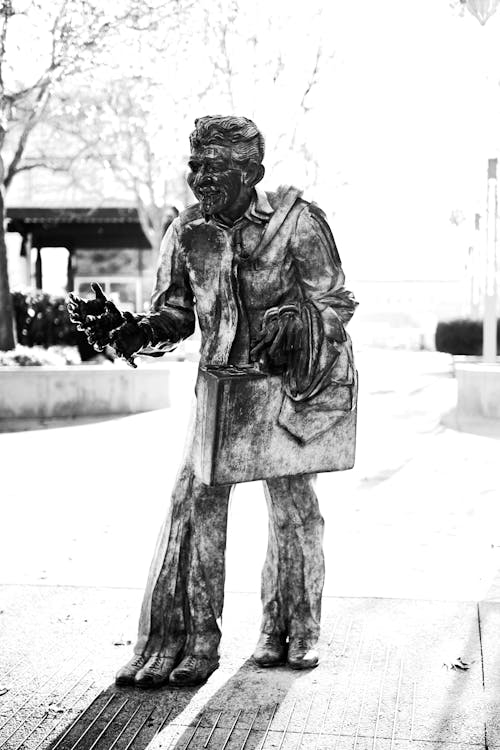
[11,289,96,360]
[435,318,500,355]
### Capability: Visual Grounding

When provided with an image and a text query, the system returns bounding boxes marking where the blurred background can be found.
[0,0,499,360]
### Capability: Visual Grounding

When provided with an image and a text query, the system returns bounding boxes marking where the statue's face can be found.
[187,144,245,218]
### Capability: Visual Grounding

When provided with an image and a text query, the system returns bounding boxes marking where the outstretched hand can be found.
[67,282,109,332]
[67,283,146,367]
[108,311,149,366]
[68,282,123,351]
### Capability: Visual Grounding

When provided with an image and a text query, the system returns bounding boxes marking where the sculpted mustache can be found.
[198,189,226,220]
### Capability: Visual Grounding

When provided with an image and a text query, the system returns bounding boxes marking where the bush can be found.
[11,289,77,347]
[10,289,96,361]
[435,318,500,355]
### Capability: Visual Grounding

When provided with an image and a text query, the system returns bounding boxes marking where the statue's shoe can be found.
[134,654,178,688]
[252,633,287,667]
[115,654,149,686]
[287,638,319,670]
[169,655,219,687]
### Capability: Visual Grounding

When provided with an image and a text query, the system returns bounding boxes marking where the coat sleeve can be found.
[284,202,358,401]
[290,202,357,339]
[137,218,196,357]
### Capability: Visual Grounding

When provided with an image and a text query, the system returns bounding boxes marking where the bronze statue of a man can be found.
[68,115,357,688]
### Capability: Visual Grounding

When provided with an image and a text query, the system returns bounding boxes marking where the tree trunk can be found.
[0,182,15,351]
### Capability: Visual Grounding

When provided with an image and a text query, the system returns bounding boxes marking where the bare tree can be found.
[0,0,186,350]
[8,0,341,303]
[59,76,189,254]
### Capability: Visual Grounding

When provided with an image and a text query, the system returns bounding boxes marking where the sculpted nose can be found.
[198,171,213,187]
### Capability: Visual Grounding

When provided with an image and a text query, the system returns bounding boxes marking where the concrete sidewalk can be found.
[1,352,499,602]
[0,585,499,749]
[1,349,500,748]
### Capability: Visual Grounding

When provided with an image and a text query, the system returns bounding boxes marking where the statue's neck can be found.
[218,188,254,225]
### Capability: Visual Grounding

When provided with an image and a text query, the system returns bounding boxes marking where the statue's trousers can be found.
[134,437,325,657]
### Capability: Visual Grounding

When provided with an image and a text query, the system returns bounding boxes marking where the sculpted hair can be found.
[189,115,265,167]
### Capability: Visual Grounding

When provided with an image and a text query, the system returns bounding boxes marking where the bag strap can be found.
[247,186,303,260]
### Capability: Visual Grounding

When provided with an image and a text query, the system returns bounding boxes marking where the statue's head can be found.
[187,115,265,220]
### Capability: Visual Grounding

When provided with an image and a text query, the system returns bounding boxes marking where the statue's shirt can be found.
[141,185,358,440]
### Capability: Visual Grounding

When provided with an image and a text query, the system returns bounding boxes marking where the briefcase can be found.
[193,364,357,486]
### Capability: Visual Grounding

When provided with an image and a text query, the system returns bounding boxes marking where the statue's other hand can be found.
[109,311,149,364]
[251,305,303,369]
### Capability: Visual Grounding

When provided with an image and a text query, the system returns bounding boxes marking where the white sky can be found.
[311,0,500,280]
[168,0,500,282]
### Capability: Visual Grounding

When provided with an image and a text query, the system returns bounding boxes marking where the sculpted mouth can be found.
[198,188,224,213]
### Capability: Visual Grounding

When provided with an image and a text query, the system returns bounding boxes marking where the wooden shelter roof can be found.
[6,206,152,250]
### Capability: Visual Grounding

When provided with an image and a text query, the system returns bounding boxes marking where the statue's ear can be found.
[244,163,265,187]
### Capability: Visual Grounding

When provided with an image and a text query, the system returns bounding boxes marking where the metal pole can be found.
[472,213,482,318]
[484,158,498,362]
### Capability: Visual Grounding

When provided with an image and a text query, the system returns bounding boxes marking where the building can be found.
[6,205,178,312]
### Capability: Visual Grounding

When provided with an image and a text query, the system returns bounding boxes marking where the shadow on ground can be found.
[46,660,301,750]
[0,415,130,434]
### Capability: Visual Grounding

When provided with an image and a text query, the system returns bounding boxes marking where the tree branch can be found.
[4,79,51,188]
[0,0,13,95]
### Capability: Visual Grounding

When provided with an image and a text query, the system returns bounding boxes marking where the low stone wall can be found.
[0,364,170,419]
[455,359,500,419]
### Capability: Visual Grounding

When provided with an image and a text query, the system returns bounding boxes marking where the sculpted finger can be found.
[262,307,279,326]
[68,310,80,323]
[250,338,267,358]
[105,299,119,312]
[250,327,276,358]
[91,282,107,300]
[67,303,81,320]
[268,319,288,358]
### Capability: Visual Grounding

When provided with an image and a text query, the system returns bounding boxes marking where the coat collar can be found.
[212,187,274,228]
[246,187,274,223]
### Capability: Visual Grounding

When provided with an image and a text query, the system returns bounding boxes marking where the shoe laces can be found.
[177,655,197,673]
[148,654,170,674]
[291,637,308,652]
[262,633,281,647]
[130,654,147,669]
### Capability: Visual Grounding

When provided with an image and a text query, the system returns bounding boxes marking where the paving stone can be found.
[0,586,493,749]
